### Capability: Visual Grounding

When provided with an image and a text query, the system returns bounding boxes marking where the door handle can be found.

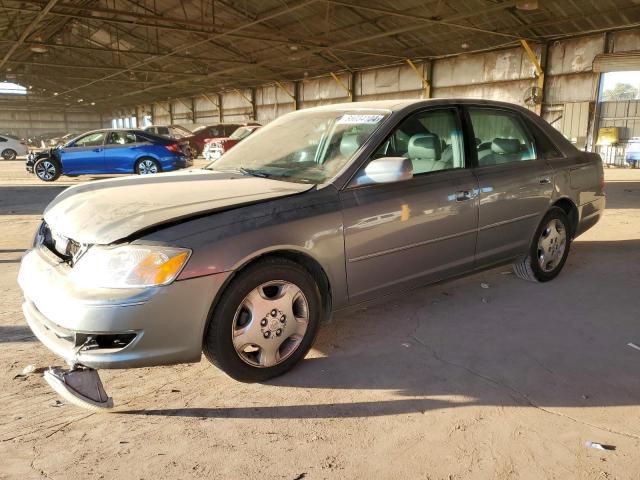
[455,190,475,201]
[93,148,103,152]
[539,176,551,184]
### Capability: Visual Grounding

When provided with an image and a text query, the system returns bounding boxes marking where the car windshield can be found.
[229,127,254,140]
[208,110,389,184]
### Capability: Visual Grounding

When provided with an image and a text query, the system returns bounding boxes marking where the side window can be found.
[525,119,563,159]
[469,109,536,166]
[106,132,137,145]
[0,137,6,142]
[225,125,238,136]
[372,108,466,176]
[208,127,220,136]
[74,132,105,147]
[158,127,170,136]
[135,134,150,143]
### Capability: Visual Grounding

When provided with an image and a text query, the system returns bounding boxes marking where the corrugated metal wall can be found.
[0,103,107,139]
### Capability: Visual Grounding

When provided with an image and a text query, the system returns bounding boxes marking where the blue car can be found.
[26,129,192,181]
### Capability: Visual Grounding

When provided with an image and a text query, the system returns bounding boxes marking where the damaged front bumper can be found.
[18,246,229,369]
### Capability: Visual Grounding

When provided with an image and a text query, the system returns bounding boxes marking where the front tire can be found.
[1,149,17,160]
[34,158,61,182]
[135,157,160,175]
[513,207,571,282]
[203,258,323,382]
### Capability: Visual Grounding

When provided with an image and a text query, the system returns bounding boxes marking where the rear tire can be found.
[203,258,323,382]
[135,157,160,175]
[513,207,571,282]
[34,158,61,182]
[1,149,17,160]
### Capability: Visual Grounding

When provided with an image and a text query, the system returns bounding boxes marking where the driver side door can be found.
[340,107,479,304]
[59,131,106,174]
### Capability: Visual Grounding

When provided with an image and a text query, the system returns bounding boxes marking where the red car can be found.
[185,123,260,157]
[203,125,262,161]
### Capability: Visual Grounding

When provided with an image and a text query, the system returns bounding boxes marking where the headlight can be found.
[70,245,191,289]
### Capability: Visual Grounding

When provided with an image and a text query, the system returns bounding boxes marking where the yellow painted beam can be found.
[153,102,170,114]
[275,81,297,109]
[520,39,545,115]
[234,88,253,105]
[405,59,430,98]
[174,97,192,113]
[201,93,219,108]
[520,39,543,76]
[330,72,351,99]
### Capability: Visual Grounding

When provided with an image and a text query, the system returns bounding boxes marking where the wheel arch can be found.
[134,155,162,173]
[203,248,333,340]
[551,197,579,239]
[1,147,17,158]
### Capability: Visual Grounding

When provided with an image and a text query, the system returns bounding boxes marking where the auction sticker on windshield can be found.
[337,114,385,124]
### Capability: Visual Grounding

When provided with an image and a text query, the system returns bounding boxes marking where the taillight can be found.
[165,143,179,153]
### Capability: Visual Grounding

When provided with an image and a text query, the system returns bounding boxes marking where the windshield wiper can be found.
[239,166,270,178]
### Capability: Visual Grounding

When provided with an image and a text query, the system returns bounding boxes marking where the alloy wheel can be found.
[138,159,158,174]
[537,218,566,272]
[2,150,16,160]
[35,161,57,180]
[231,281,310,368]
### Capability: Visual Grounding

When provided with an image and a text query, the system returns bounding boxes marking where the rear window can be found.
[524,119,563,159]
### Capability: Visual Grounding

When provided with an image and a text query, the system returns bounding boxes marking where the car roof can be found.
[301,98,533,113]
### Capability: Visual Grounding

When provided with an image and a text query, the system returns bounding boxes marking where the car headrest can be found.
[408,133,441,160]
[491,138,521,154]
[340,132,367,157]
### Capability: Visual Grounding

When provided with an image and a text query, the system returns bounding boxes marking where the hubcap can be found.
[232,281,310,368]
[537,218,567,272]
[35,161,56,180]
[138,160,158,174]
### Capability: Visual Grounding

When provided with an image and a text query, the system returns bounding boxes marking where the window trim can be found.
[345,106,469,190]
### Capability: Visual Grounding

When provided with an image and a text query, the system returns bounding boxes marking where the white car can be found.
[626,137,640,168]
[0,134,28,160]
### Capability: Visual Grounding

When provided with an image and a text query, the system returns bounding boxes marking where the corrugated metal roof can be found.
[1,0,639,109]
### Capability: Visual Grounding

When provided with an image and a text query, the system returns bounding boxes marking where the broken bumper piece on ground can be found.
[44,366,113,412]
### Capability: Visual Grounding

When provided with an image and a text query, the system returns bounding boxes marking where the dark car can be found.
[184,123,260,157]
[19,99,606,411]
[26,129,192,181]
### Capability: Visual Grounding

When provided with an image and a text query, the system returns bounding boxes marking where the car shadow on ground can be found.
[121,238,640,420]
[0,325,35,343]
[0,186,67,215]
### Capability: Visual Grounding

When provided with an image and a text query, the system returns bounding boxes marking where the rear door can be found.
[103,131,140,173]
[341,107,479,304]
[59,131,106,173]
[466,107,553,266]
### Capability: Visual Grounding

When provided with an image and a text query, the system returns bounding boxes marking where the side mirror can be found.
[355,157,413,186]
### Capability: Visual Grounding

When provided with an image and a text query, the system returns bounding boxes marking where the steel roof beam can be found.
[0,0,60,70]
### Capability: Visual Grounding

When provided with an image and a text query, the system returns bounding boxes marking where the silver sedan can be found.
[18,99,605,408]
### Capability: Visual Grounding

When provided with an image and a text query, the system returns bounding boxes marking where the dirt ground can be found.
[1,160,639,480]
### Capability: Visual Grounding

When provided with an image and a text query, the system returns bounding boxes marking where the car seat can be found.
[481,138,522,165]
[407,133,443,174]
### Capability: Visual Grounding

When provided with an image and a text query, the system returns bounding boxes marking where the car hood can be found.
[43,169,314,244]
